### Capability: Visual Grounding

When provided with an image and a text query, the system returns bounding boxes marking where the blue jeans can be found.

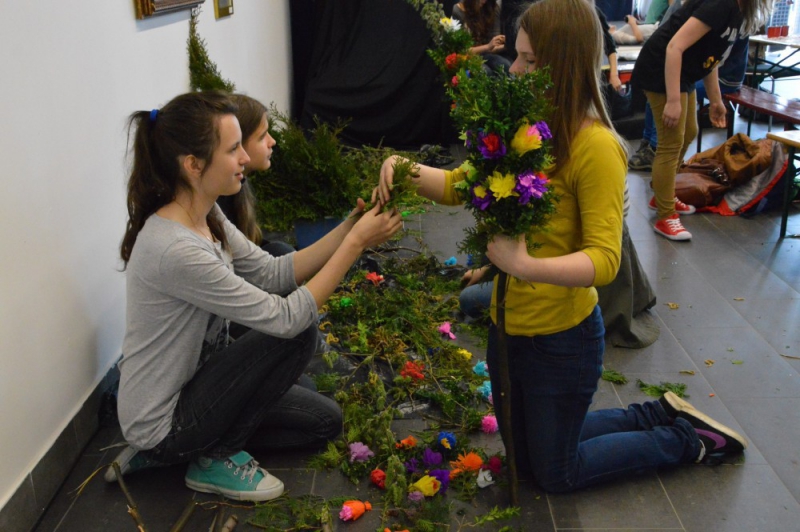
[643,80,741,149]
[486,306,699,493]
[142,325,341,463]
[459,281,493,319]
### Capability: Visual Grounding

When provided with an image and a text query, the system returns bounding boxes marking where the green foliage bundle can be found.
[187,10,236,92]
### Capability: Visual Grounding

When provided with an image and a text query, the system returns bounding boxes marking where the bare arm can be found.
[486,235,596,287]
[607,52,622,92]
[663,17,712,128]
[701,68,727,127]
[373,155,447,204]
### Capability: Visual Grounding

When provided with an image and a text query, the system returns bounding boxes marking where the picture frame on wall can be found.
[134,0,206,20]
[214,0,234,18]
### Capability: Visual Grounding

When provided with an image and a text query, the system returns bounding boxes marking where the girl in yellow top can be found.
[375,0,747,492]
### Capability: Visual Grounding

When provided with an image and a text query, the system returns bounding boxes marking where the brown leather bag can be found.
[675,159,732,207]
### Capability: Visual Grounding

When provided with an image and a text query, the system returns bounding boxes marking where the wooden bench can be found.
[696,85,800,151]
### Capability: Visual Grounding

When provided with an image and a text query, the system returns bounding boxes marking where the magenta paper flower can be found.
[339,505,354,520]
[481,415,499,434]
[477,131,506,159]
[438,322,456,340]
[349,442,374,463]
[515,171,549,204]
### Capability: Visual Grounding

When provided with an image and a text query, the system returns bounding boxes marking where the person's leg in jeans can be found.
[459,282,493,320]
[144,324,318,464]
[247,383,342,451]
[643,102,658,148]
[486,306,699,493]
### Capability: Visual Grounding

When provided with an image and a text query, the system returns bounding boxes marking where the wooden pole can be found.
[494,271,519,506]
[113,462,148,531]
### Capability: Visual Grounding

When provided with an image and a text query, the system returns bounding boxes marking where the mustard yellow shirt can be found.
[442,122,625,336]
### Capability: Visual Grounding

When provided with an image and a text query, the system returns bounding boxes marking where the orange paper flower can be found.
[395,435,418,449]
[339,500,372,521]
[450,452,483,472]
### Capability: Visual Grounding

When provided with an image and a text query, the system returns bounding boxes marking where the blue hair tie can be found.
[149,109,159,123]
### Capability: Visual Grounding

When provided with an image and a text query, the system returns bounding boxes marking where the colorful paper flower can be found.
[339,500,372,521]
[488,171,519,200]
[451,75,459,87]
[444,256,457,266]
[365,272,385,286]
[400,360,425,381]
[437,431,456,451]
[408,490,425,503]
[422,447,443,468]
[481,415,499,434]
[439,16,462,31]
[339,297,352,308]
[477,380,493,400]
[409,475,441,497]
[438,322,456,340]
[477,132,506,159]
[473,360,489,377]
[484,456,503,475]
[471,185,493,211]
[510,122,543,155]
[535,121,552,140]
[370,469,386,489]
[428,468,451,494]
[456,348,472,361]
[477,469,495,488]
[444,53,459,70]
[348,442,374,463]
[405,458,421,474]
[450,452,483,472]
[515,171,549,205]
[395,435,418,449]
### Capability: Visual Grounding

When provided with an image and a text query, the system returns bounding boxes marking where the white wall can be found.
[0,0,292,510]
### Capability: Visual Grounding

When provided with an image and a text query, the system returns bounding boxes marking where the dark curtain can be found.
[297,0,451,148]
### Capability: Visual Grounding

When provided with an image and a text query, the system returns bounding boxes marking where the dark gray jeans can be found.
[143,325,341,463]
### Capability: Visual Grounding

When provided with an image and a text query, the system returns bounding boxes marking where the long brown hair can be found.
[228,94,269,245]
[518,0,623,170]
[120,91,238,265]
[740,0,771,35]
[461,0,499,45]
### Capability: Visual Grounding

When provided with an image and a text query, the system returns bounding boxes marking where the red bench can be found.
[697,85,800,150]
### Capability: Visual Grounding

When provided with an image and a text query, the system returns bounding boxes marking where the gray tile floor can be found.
[33,115,800,531]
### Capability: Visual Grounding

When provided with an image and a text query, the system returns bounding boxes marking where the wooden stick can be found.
[113,462,148,531]
[494,271,519,506]
[220,514,238,532]
[168,500,197,532]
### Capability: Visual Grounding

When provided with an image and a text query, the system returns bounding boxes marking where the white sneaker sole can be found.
[185,477,285,502]
[104,446,138,483]
[653,225,692,241]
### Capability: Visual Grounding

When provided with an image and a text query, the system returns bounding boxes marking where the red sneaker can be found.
[653,214,692,241]
[649,196,696,215]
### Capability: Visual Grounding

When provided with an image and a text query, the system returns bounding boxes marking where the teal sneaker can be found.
[185,451,284,501]
[103,445,162,482]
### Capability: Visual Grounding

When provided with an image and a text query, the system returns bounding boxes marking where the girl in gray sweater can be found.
[108,91,402,501]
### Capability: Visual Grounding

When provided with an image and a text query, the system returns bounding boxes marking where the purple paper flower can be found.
[535,121,552,140]
[428,469,451,494]
[477,131,506,159]
[408,490,425,503]
[405,458,421,474]
[348,442,374,463]
[422,447,443,468]
[515,171,549,204]
[471,185,494,211]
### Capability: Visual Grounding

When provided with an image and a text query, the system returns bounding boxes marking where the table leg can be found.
[781,144,796,239]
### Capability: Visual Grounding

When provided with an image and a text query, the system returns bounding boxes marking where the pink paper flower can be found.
[438,322,456,340]
[481,415,499,433]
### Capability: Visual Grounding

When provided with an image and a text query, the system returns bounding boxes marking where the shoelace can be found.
[675,199,692,211]
[232,458,261,483]
[664,217,688,232]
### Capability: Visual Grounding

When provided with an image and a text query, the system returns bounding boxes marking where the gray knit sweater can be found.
[118,207,317,449]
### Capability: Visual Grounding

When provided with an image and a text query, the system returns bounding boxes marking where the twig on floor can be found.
[168,500,197,532]
[113,462,148,531]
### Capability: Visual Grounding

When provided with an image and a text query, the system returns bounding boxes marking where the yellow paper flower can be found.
[409,475,441,497]
[488,171,518,200]
[511,122,543,155]
[473,185,488,199]
[456,348,472,361]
